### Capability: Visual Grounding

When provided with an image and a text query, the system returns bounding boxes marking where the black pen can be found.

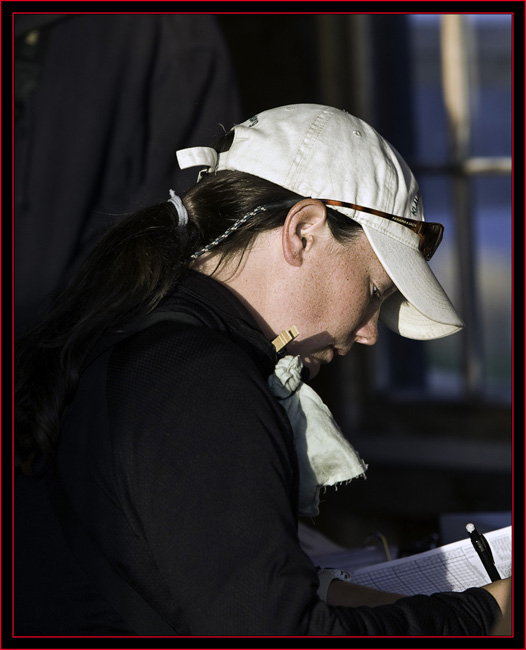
[466,523,501,582]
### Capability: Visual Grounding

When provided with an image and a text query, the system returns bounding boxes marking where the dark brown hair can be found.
[14,135,362,473]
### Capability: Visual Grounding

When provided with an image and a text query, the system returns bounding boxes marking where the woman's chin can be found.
[301,348,335,379]
[300,358,322,380]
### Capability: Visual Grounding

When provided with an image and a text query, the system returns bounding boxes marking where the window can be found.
[409,14,512,403]
[311,14,513,457]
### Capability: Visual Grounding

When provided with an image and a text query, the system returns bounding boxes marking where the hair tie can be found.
[168,190,189,227]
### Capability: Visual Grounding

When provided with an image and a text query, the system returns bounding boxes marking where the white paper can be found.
[347,526,512,596]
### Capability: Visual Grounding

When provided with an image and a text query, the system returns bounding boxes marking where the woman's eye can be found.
[372,284,382,301]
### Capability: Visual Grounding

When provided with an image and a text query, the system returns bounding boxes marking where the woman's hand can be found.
[481,577,512,635]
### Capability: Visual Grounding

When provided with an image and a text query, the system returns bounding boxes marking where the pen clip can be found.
[480,534,495,563]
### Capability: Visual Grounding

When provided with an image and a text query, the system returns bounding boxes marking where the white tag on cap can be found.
[176,146,218,171]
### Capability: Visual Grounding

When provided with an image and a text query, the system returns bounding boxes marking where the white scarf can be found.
[268,355,367,517]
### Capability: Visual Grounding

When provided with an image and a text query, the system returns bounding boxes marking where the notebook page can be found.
[350,526,512,596]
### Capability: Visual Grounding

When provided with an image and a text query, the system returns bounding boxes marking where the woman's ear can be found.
[281,200,328,267]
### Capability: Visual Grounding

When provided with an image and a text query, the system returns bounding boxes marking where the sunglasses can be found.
[320,199,444,261]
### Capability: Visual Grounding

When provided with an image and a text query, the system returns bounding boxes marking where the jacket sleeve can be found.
[101,323,500,635]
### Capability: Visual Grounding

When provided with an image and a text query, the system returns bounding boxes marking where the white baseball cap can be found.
[177,104,463,340]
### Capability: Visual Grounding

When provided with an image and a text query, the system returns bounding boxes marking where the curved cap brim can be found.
[361,224,464,340]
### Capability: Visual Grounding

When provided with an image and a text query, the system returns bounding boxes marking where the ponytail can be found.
[15,163,362,472]
[14,201,191,471]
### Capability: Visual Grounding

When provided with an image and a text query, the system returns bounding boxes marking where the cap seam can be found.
[288,108,332,189]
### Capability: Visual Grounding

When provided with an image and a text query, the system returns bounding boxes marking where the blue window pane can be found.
[410,15,449,165]
[469,15,512,158]
[408,14,512,402]
[472,175,513,400]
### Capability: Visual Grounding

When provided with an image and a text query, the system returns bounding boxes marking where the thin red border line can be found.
[10,10,516,647]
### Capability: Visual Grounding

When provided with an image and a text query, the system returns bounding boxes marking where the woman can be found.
[14,104,509,635]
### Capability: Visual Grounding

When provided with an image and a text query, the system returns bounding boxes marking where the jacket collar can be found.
[162,271,279,377]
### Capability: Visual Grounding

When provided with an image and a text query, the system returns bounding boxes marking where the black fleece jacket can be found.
[14,271,500,636]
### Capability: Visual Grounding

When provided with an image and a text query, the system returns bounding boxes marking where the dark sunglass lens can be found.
[421,224,444,260]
